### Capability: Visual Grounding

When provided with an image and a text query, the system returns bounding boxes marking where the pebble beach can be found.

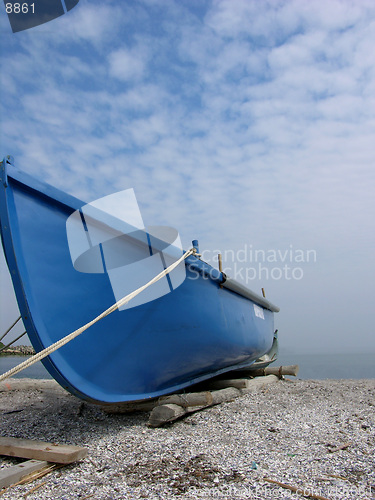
[0,378,374,500]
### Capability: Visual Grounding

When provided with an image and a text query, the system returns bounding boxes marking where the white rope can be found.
[0,248,195,382]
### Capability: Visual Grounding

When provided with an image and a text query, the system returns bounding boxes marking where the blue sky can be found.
[0,0,374,354]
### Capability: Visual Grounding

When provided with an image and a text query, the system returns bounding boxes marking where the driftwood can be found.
[263,477,331,500]
[327,442,352,453]
[148,404,187,426]
[204,374,280,393]
[102,387,241,415]
[241,374,279,393]
[236,364,299,378]
[147,387,241,427]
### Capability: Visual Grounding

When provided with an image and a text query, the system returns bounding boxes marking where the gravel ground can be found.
[0,378,374,500]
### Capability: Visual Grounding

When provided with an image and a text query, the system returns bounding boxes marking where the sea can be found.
[1,352,374,380]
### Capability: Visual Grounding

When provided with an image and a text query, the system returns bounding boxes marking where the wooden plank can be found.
[0,460,49,489]
[0,437,87,464]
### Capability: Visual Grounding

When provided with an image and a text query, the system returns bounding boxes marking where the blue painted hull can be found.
[0,158,278,403]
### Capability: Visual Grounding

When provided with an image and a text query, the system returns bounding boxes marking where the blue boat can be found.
[0,156,279,404]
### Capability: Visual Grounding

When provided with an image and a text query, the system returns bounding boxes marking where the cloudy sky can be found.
[0,0,374,355]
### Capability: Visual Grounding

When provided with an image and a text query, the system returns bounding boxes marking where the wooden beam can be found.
[236,365,299,378]
[241,374,279,393]
[263,478,331,500]
[0,437,87,464]
[147,387,242,427]
[207,374,281,390]
[148,404,187,427]
[0,460,49,489]
[102,389,234,414]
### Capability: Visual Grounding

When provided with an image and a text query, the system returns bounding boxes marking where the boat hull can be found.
[0,159,277,403]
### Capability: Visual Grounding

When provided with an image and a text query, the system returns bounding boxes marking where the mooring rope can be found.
[0,315,21,342]
[0,331,27,354]
[0,248,195,382]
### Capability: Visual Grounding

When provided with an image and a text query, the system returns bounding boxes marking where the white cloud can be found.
[206,0,370,39]
[58,1,124,47]
[108,47,148,82]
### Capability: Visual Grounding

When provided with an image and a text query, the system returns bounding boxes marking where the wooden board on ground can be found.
[0,437,87,464]
[0,459,49,489]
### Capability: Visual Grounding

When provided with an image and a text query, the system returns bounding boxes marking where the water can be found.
[1,353,374,380]
[277,352,375,380]
[0,356,52,379]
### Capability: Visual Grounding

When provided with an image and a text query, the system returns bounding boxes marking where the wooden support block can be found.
[0,459,49,489]
[148,404,187,427]
[236,365,299,378]
[327,442,352,453]
[240,374,279,393]
[209,387,240,403]
[147,387,241,427]
[160,391,213,407]
[102,390,227,414]
[156,387,240,411]
[103,376,279,421]
[0,437,87,464]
